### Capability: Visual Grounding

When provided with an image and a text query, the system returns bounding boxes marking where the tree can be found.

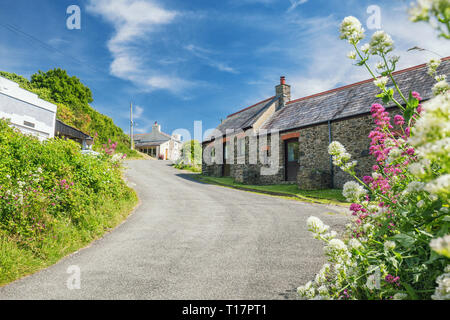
[181,140,202,166]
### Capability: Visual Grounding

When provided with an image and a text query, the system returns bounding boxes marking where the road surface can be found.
[0,160,348,299]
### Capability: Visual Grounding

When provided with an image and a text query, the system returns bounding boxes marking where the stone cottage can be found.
[202,57,450,189]
[134,122,182,160]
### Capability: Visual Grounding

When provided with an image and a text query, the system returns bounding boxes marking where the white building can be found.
[0,76,57,141]
[134,122,182,160]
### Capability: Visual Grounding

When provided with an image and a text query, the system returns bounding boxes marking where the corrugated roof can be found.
[263,58,450,131]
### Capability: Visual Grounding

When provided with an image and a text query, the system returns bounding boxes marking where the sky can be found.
[0,0,448,140]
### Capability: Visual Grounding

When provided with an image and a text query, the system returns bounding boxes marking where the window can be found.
[237,138,245,157]
[23,121,35,128]
[211,147,215,158]
[287,142,299,162]
[224,144,229,160]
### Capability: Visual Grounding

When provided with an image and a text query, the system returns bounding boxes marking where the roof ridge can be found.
[286,56,450,105]
[227,96,276,118]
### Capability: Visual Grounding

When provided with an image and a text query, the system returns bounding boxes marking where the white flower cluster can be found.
[374,76,389,90]
[111,153,125,163]
[410,92,449,170]
[430,235,450,258]
[402,181,425,195]
[369,31,394,55]
[387,147,402,163]
[348,238,363,250]
[307,216,329,235]
[384,240,396,251]
[433,80,450,95]
[427,58,441,74]
[339,16,365,45]
[347,51,357,60]
[328,141,357,172]
[342,181,367,202]
[297,281,316,299]
[299,218,357,299]
[424,174,450,198]
[409,0,433,22]
[393,292,409,300]
[432,269,450,300]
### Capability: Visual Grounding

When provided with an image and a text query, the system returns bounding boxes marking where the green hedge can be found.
[0,119,138,285]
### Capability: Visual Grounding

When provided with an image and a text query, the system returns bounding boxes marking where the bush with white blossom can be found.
[298,15,449,300]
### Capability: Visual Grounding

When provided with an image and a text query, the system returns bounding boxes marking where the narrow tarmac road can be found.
[0,160,348,299]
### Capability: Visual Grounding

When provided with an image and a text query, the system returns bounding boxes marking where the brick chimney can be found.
[152,121,161,132]
[275,76,291,109]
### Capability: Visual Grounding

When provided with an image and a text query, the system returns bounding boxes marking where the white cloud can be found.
[86,0,194,94]
[134,105,144,118]
[285,4,449,100]
[184,44,239,74]
[287,0,308,12]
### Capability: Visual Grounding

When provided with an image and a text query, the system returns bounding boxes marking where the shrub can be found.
[0,119,137,284]
[298,15,449,300]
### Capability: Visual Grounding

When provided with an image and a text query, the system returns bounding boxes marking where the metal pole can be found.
[130,102,134,150]
[328,120,334,189]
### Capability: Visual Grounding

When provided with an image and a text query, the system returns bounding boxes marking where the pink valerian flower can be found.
[405,127,410,137]
[406,148,415,156]
[371,103,393,129]
[417,105,423,114]
[394,115,405,126]
[411,91,422,101]
[350,203,363,215]
[363,176,374,184]
[385,274,400,286]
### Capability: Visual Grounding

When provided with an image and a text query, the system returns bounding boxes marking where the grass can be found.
[0,189,138,287]
[173,163,202,173]
[194,175,349,206]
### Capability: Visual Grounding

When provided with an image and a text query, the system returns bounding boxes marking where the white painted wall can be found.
[0,76,57,141]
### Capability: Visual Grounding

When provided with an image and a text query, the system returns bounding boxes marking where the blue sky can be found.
[0,0,448,139]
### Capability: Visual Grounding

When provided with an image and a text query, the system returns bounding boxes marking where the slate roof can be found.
[134,130,172,147]
[203,57,450,144]
[204,96,277,142]
[263,58,450,131]
[55,119,92,140]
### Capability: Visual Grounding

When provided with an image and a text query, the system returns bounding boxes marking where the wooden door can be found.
[285,139,299,181]
[165,149,168,160]
[223,143,231,177]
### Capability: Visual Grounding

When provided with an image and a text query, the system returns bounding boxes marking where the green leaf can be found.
[392,233,415,248]
[403,283,418,300]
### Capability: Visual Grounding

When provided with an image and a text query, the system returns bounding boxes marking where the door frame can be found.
[284,138,299,182]
[222,142,231,177]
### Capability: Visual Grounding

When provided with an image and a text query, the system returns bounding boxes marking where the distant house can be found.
[134,122,182,160]
[0,75,56,141]
[0,75,93,149]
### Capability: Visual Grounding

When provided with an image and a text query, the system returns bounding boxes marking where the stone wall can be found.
[297,123,332,190]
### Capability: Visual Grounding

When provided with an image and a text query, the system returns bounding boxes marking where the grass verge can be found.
[194,175,349,206]
[173,163,202,173]
[0,188,138,287]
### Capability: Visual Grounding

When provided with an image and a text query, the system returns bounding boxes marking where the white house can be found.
[134,122,182,160]
[0,76,57,141]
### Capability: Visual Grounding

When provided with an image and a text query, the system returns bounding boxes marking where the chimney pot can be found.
[280,76,286,85]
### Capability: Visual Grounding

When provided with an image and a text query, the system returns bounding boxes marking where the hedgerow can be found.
[0,119,137,285]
